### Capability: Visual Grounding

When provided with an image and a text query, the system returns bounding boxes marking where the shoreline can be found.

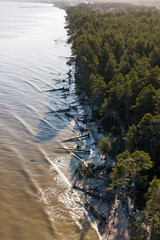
[64,5,143,238]
[66,64,130,239]
[77,91,129,240]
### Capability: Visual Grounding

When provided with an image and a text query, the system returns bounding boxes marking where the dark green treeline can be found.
[66,4,160,237]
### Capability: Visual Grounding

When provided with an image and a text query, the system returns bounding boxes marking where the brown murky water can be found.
[0,2,101,240]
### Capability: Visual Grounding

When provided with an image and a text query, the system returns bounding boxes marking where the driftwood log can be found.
[44,87,69,92]
[83,198,106,220]
[73,185,108,202]
[61,133,89,142]
[54,147,90,154]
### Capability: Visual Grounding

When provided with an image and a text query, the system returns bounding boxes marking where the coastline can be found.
[77,90,130,240]
[65,61,130,239]
[63,5,141,239]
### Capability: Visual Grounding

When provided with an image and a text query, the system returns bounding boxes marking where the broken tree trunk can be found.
[83,198,106,220]
[74,117,85,132]
[44,87,64,92]
[71,151,83,159]
[73,185,108,202]
[44,87,69,92]
[49,108,70,114]
[56,108,70,113]
[54,148,90,154]
[61,133,89,142]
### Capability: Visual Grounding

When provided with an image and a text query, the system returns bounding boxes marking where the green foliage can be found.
[98,137,111,154]
[75,163,94,178]
[104,55,117,83]
[109,161,127,189]
[155,89,160,114]
[128,177,160,240]
[145,176,160,212]
[99,98,108,118]
[151,47,160,67]
[132,84,156,123]
[67,5,160,127]
[119,150,152,176]
[126,124,137,152]
[144,177,160,238]
[90,73,107,103]
[137,114,160,166]
[128,217,146,240]
[144,66,160,90]
[67,3,160,224]
[110,150,153,195]
[126,113,160,175]
[130,151,153,173]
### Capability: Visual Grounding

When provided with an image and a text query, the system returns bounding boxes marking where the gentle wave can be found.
[0,2,101,240]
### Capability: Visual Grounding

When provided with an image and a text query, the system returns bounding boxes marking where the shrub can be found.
[98,137,111,154]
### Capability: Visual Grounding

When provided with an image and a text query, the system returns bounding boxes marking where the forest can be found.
[66,4,160,239]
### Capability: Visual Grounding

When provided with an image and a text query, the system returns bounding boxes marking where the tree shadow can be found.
[35,108,68,142]
[35,74,79,143]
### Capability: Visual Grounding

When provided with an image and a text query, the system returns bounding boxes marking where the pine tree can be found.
[144,177,160,240]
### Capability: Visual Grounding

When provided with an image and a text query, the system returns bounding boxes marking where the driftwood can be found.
[48,111,58,114]
[62,88,69,92]
[73,185,108,202]
[44,87,64,92]
[44,87,69,92]
[61,94,67,98]
[62,92,76,96]
[69,105,78,110]
[61,133,89,142]
[72,184,106,219]
[84,198,106,220]
[30,160,44,162]
[76,117,86,123]
[69,104,79,108]
[65,112,75,118]
[56,108,70,113]
[71,151,83,160]
[73,149,90,153]
[65,112,86,122]
[69,100,77,105]
[74,117,85,132]
[48,108,70,114]
[71,151,83,159]
[54,147,90,154]
[47,109,68,121]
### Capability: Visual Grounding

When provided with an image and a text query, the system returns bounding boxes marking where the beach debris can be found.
[44,87,69,92]
[53,147,90,154]
[84,197,106,220]
[60,133,89,142]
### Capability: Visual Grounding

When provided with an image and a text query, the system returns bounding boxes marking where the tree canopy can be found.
[67,3,160,235]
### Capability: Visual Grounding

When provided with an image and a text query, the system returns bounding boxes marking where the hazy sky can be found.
[0,0,159,6]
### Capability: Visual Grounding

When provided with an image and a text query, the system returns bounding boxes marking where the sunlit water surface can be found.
[0,2,101,240]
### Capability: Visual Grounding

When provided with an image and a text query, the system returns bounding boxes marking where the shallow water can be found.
[0,2,101,240]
